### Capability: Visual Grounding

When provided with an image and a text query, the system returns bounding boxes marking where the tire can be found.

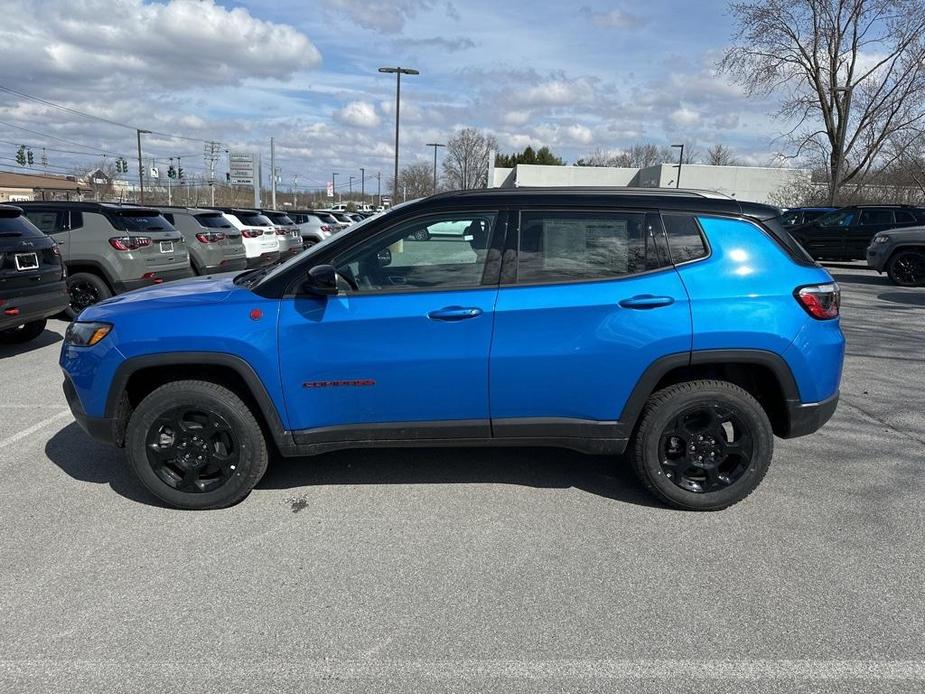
[630,380,774,511]
[886,249,925,287]
[412,228,430,241]
[65,272,112,319]
[303,240,317,250]
[125,380,269,510]
[0,319,47,344]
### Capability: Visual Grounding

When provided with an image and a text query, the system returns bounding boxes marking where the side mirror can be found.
[377,248,392,267]
[305,264,338,296]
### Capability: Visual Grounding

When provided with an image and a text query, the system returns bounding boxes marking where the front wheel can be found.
[630,380,773,511]
[125,380,269,509]
[887,250,925,287]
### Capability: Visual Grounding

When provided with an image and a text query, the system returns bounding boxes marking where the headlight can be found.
[65,322,112,347]
[873,235,890,244]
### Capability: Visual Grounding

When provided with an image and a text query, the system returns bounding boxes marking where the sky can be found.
[0,0,783,193]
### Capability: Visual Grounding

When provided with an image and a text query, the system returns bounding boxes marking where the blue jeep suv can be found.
[61,189,844,511]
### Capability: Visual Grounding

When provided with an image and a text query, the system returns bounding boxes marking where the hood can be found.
[878,226,925,242]
[80,272,241,320]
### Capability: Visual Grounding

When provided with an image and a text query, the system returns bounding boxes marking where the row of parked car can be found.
[780,204,925,286]
[0,201,373,344]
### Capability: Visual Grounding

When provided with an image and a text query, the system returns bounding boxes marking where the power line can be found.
[0,119,122,156]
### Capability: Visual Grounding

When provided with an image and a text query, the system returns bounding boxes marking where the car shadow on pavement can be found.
[828,271,891,287]
[878,291,925,307]
[44,422,170,508]
[259,446,662,508]
[0,329,62,359]
[44,421,661,509]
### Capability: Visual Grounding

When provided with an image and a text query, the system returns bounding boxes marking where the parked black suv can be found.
[790,205,925,260]
[0,205,68,344]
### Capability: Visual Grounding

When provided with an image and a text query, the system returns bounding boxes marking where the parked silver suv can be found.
[18,202,192,317]
[153,207,247,275]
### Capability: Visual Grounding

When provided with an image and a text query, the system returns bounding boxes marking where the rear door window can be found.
[662,214,709,263]
[894,210,917,224]
[21,209,65,234]
[516,210,666,283]
[859,209,894,225]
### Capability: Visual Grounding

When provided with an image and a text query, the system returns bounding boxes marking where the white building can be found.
[491,163,810,205]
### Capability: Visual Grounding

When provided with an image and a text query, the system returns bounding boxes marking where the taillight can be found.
[241,229,262,238]
[51,244,61,256]
[195,231,226,243]
[321,225,333,232]
[795,283,840,320]
[275,228,288,236]
[109,236,152,251]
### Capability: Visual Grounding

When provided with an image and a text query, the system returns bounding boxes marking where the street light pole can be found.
[349,175,355,195]
[360,168,365,203]
[671,144,684,189]
[426,143,445,195]
[332,172,338,204]
[379,66,420,204]
[136,129,151,204]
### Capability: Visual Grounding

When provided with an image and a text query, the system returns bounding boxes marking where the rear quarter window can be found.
[662,214,709,263]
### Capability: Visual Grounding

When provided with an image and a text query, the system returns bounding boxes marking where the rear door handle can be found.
[619,295,675,310]
[427,306,483,322]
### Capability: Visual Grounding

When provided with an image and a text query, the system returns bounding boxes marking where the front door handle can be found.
[619,295,675,310]
[427,306,483,321]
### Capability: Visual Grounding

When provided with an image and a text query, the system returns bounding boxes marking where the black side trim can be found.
[105,352,291,451]
[292,420,490,445]
[784,390,839,438]
[492,417,624,439]
[288,434,627,457]
[617,352,691,425]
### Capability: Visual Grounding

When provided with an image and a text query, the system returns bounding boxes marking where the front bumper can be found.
[63,376,117,445]
[0,281,69,330]
[113,266,195,293]
[866,246,889,272]
[784,391,839,438]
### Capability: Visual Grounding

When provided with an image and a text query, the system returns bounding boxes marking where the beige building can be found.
[491,163,810,205]
[0,171,85,203]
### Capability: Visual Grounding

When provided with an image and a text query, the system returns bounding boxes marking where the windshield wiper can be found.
[233,266,271,287]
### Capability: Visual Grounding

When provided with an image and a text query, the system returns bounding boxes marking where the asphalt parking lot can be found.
[0,263,922,693]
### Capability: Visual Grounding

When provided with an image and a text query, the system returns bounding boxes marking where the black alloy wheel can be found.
[145,406,240,493]
[659,404,753,493]
[888,250,925,287]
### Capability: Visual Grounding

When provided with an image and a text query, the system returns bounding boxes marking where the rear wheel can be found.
[65,272,112,318]
[0,319,47,344]
[412,228,430,241]
[630,380,773,511]
[887,250,925,287]
[125,380,269,510]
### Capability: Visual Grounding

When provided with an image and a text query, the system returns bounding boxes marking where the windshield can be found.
[234,212,273,227]
[194,213,233,229]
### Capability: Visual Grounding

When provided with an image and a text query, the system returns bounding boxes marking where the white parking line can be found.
[0,409,71,449]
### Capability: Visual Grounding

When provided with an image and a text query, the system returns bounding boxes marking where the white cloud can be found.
[324,0,452,34]
[503,110,532,126]
[565,124,594,144]
[521,79,596,106]
[0,0,321,89]
[670,106,701,126]
[579,6,643,29]
[334,101,381,128]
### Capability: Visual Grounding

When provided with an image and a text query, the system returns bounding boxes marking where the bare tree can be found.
[443,128,499,189]
[706,144,739,166]
[388,161,434,202]
[720,0,925,204]
[576,143,674,167]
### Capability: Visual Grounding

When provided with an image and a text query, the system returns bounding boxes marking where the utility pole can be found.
[378,66,420,204]
[376,171,381,207]
[426,143,445,194]
[360,168,365,203]
[349,175,355,195]
[270,137,277,209]
[671,144,684,188]
[332,172,338,204]
[203,141,220,207]
[136,129,151,204]
[167,156,173,205]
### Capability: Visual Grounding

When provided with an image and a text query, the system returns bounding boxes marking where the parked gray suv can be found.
[153,207,247,275]
[866,226,925,286]
[18,202,192,317]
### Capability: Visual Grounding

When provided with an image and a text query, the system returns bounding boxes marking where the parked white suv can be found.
[216,208,279,268]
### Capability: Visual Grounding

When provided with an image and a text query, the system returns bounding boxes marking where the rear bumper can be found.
[0,281,69,330]
[784,391,839,438]
[63,376,117,445]
[113,266,194,293]
[202,258,248,275]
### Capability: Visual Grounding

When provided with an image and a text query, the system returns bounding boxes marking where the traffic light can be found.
[177,167,185,181]
[15,145,26,167]
[26,148,33,165]
[167,165,176,179]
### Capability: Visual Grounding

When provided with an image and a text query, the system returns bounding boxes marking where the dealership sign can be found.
[229,152,255,186]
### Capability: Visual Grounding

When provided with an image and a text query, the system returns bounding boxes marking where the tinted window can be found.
[894,210,917,224]
[778,210,800,226]
[334,213,497,292]
[817,210,855,227]
[859,209,894,225]
[162,213,175,224]
[21,210,63,234]
[518,211,664,283]
[235,212,272,227]
[266,212,295,225]
[110,210,174,231]
[194,213,232,229]
[803,210,829,223]
[0,212,44,238]
[662,214,709,263]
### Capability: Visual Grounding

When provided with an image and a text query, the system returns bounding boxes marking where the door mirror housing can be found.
[377,248,392,267]
[304,264,338,296]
